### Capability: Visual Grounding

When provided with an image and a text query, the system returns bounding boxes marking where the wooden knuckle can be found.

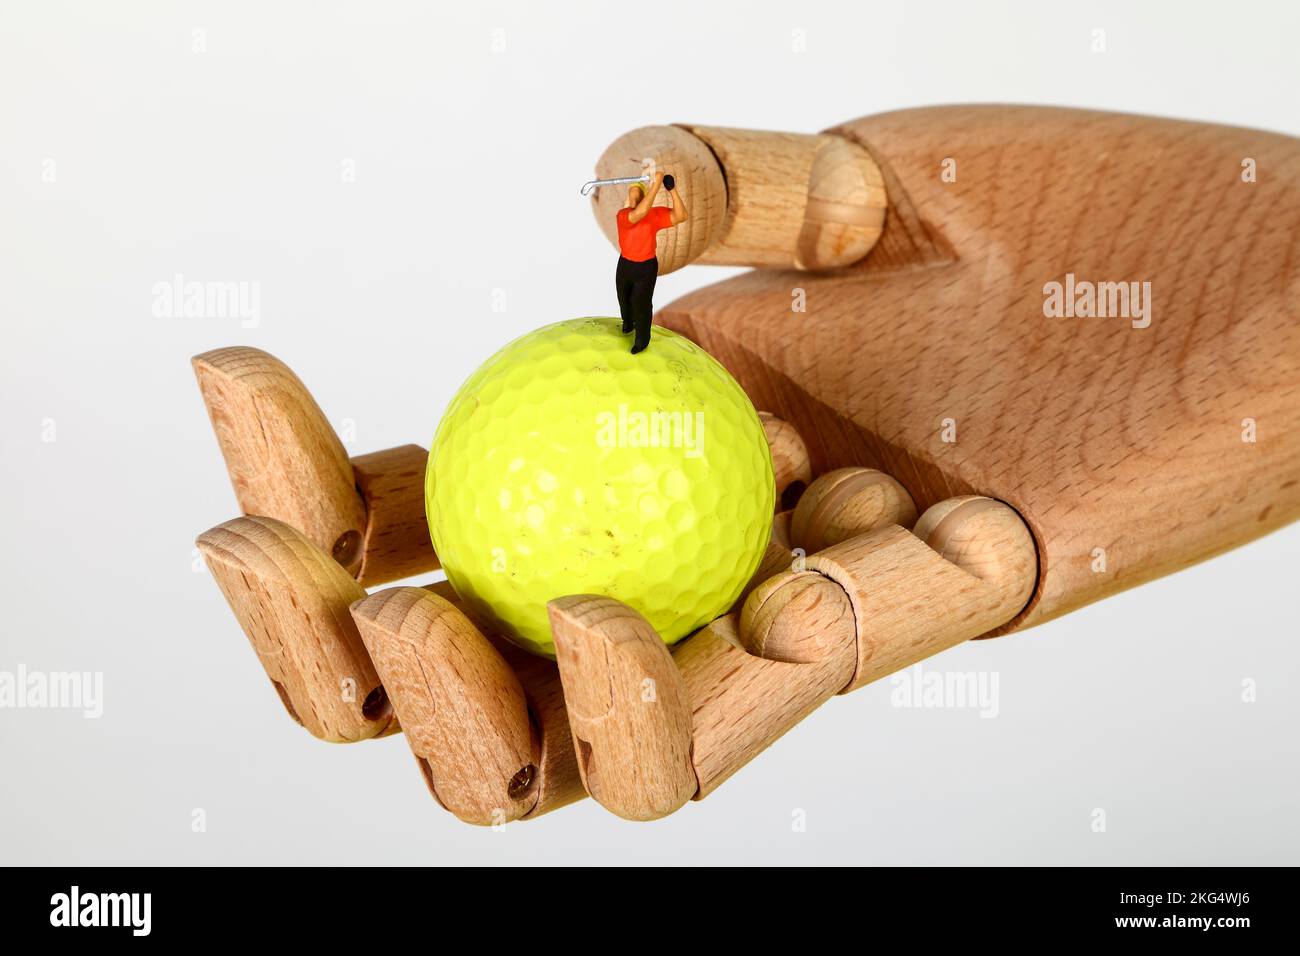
[791,466,918,553]
[738,570,856,664]
[758,412,813,506]
[913,496,1039,621]
[589,125,726,275]
[673,615,854,798]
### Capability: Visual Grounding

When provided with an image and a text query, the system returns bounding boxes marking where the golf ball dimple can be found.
[426,317,775,658]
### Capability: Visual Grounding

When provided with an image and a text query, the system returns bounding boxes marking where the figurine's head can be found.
[625,183,646,208]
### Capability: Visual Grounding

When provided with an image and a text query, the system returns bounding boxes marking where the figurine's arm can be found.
[667,177,688,225]
[626,171,663,223]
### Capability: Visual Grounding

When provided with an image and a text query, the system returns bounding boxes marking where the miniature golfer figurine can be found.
[615,169,688,353]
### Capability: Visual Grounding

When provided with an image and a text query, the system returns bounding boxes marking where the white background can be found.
[2,0,1297,865]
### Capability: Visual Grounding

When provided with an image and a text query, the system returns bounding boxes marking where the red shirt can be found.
[616,206,672,262]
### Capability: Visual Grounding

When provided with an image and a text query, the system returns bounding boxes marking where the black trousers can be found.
[615,255,658,349]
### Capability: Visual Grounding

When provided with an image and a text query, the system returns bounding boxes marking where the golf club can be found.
[579,174,649,197]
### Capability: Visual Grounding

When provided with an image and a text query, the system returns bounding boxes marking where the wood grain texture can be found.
[660,105,1300,632]
[790,466,918,553]
[425,579,585,818]
[590,125,726,275]
[673,614,855,798]
[738,570,855,664]
[351,586,538,826]
[195,515,395,742]
[489,638,587,818]
[806,499,1037,692]
[350,444,439,586]
[914,495,1040,606]
[684,126,886,270]
[193,347,367,576]
[548,595,696,820]
[759,411,812,505]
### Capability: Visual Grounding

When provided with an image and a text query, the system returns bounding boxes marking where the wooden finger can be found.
[674,614,856,798]
[679,498,1033,799]
[193,347,367,576]
[806,498,1037,693]
[196,515,394,743]
[424,580,586,819]
[350,586,538,826]
[682,125,887,270]
[351,444,439,586]
[548,595,696,821]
